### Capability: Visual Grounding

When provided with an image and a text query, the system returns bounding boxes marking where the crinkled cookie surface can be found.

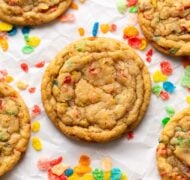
[138,0,190,56]
[0,82,30,176]
[41,37,151,142]
[157,108,190,180]
[0,0,72,25]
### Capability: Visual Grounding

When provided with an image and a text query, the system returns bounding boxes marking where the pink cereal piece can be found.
[49,156,63,167]
[59,13,75,22]
[160,91,169,101]
[127,131,134,140]
[160,61,173,76]
[37,158,51,171]
[110,24,117,32]
[28,87,36,93]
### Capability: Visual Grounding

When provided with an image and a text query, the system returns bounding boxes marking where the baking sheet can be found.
[0,0,187,179]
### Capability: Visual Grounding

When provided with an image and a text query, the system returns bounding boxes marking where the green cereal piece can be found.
[129,6,138,13]
[169,48,179,55]
[22,45,34,54]
[152,84,162,96]
[162,117,170,127]
[165,106,175,117]
[116,0,127,14]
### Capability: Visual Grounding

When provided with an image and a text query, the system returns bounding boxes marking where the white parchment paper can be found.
[0,0,187,179]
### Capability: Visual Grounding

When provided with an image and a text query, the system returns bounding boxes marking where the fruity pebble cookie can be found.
[0,82,30,176]
[138,0,190,56]
[0,0,72,26]
[41,37,151,142]
[157,108,190,180]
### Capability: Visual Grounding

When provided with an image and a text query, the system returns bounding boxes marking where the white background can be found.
[1,0,187,179]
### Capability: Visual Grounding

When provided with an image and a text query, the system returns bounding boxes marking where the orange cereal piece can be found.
[123,26,139,38]
[71,2,79,10]
[74,165,92,175]
[100,24,110,34]
[78,28,85,36]
[79,155,91,166]
[0,38,8,51]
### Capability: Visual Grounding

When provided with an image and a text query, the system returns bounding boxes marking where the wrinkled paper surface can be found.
[1,0,186,179]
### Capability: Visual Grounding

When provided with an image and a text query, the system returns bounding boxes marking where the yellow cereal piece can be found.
[152,0,157,7]
[81,173,94,180]
[5,75,14,83]
[139,38,148,51]
[0,22,13,31]
[26,36,41,47]
[51,163,69,176]
[0,38,8,51]
[121,172,128,180]
[100,24,110,34]
[104,171,111,180]
[123,26,139,37]
[152,70,168,83]
[78,27,85,36]
[68,173,79,180]
[32,137,42,151]
[186,95,190,104]
[16,81,28,90]
[31,121,40,132]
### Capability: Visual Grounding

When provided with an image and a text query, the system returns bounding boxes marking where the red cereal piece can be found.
[49,156,63,167]
[160,91,169,100]
[37,159,51,171]
[110,24,117,32]
[160,61,173,76]
[63,76,72,84]
[48,169,59,180]
[28,87,36,93]
[35,61,45,68]
[128,37,142,49]
[127,0,138,7]
[146,49,153,57]
[127,132,134,140]
[32,105,41,116]
[146,56,152,63]
[20,63,29,73]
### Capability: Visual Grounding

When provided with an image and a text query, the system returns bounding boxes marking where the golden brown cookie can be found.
[138,0,190,56]
[0,0,72,26]
[156,108,190,180]
[0,82,30,176]
[41,37,151,142]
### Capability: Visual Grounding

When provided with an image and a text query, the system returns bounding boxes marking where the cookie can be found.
[156,108,190,180]
[41,37,151,142]
[0,82,30,176]
[138,0,190,56]
[0,0,72,26]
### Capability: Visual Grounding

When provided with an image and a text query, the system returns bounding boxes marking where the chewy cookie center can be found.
[52,55,142,130]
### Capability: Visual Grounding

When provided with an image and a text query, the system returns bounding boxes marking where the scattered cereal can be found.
[116,0,127,14]
[163,81,175,93]
[22,26,31,34]
[0,22,13,31]
[28,87,36,93]
[8,26,17,36]
[123,26,139,38]
[20,63,29,73]
[92,22,99,37]
[70,2,79,10]
[78,27,85,36]
[22,45,34,54]
[165,106,175,117]
[35,61,45,68]
[110,24,117,32]
[5,75,14,83]
[59,13,75,22]
[160,61,173,76]
[16,80,28,90]
[100,24,110,34]
[26,36,41,47]
[160,91,169,101]
[152,84,162,96]
[32,137,42,151]
[0,38,8,51]
[153,70,167,83]
[162,117,170,127]
[31,121,40,132]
